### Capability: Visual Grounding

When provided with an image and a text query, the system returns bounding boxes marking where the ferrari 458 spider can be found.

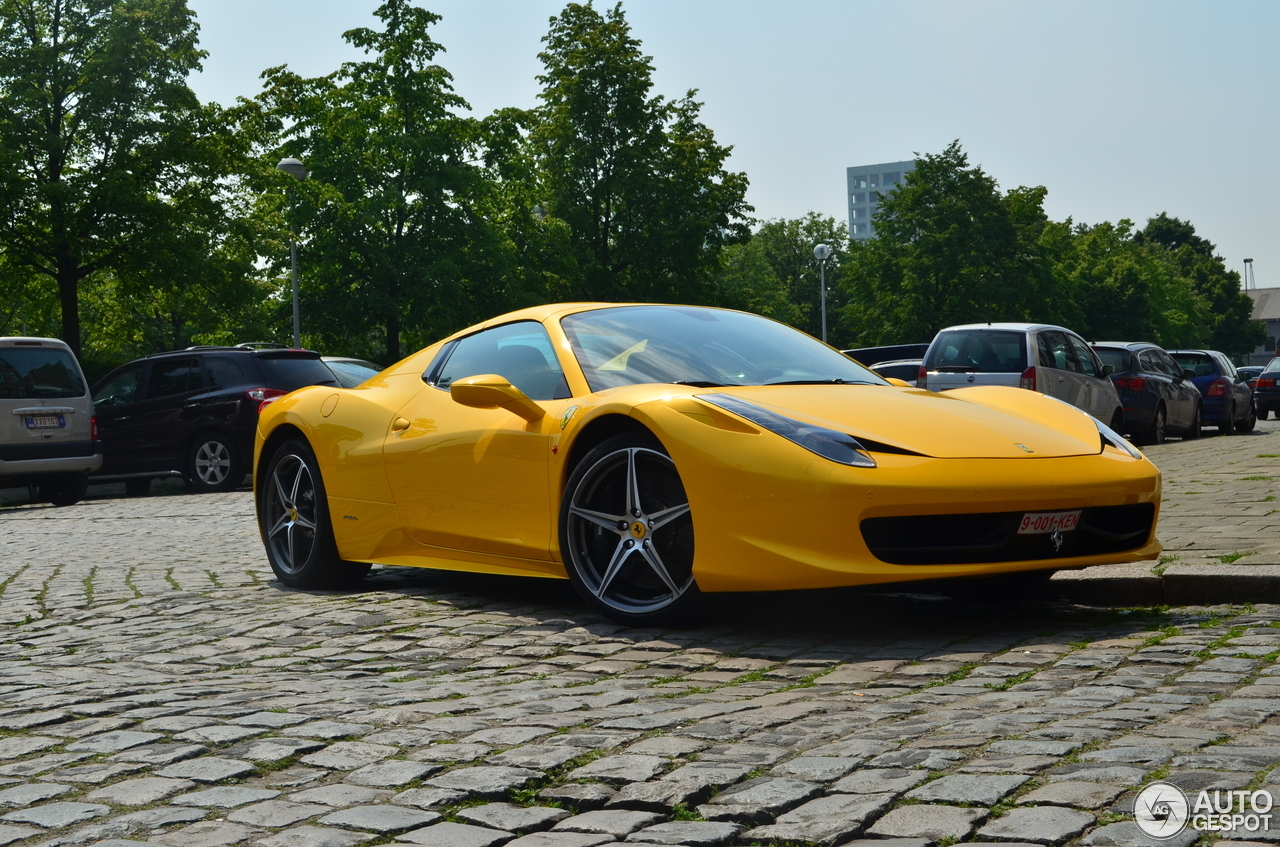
[253,304,1162,623]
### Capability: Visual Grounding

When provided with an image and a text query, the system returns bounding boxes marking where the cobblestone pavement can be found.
[0,421,1278,846]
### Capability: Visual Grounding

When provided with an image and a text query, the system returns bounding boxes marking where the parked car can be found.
[91,343,338,495]
[1090,342,1202,444]
[919,323,1123,429]
[0,337,101,505]
[1252,358,1280,420]
[867,358,923,387]
[322,356,384,389]
[1167,349,1255,434]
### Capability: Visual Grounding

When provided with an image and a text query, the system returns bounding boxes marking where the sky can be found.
[187,0,1280,289]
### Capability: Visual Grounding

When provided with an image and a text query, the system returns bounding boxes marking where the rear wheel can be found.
[1238,402,1256,433]
[187,432,244,493]
[1109,411,1125,435]
[259,438,370,589]
[1260,408,1270,421]
[1142,406,1166,445]
[560,432,699,625]
[1183,404,1202,440]
[38,473,88,507]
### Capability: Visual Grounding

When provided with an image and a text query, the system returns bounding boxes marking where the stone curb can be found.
[1051,564,1280,606]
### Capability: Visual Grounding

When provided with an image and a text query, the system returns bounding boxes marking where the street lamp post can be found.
[276,157,307,347]
[813,243,832,344]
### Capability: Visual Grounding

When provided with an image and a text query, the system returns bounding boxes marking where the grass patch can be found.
[922,662,978,689]
[1241,476,1274,481]
[670,803,702,821]
[1218,551,1255,564]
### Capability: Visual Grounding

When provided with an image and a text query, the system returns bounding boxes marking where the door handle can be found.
[183,403,200,409]
[392,417,410,432]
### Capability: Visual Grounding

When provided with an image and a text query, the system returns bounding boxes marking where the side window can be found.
[1154,351,1182,378]
[205,356,246,388]
[146,358,202,399]
[1039,332,1072,371]
[93,365,145,407]
[1067,335,1098,377]
[1217,354,1238,379]
[435,321,570,401]
[1137,351,1160,375]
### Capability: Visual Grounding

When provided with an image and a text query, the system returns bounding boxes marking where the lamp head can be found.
[276,157,307,180]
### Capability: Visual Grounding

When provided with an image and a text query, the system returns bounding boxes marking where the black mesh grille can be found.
[861,503,1155,565]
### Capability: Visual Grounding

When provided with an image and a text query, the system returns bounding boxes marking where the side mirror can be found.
[1101,364,1114,377]
[1182,368,1196,380]
[450,374,545,423]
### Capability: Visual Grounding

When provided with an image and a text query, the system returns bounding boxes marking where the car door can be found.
[1153,349,1196,428]
[91,364,149,474]
[1067,333,1114,420]
[132,357,207,471]
[1036,330,1081,408]
[383,321,570,561]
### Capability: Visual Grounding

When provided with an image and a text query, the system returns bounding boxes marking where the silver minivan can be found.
[919,322,1124,428]
[0,337,101,505]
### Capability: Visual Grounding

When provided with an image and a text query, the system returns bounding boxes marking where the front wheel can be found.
[187,433,244,493]
[559,432,700,625]
[259,438,370,589]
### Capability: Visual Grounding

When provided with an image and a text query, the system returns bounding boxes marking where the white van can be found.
[0,337,101,505]
[919,322,1124,429]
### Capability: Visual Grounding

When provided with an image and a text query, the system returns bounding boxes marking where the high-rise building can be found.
[847,160,915,240]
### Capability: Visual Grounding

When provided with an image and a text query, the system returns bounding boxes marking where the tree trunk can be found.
[387,309,400,363]
[56,264,80,357]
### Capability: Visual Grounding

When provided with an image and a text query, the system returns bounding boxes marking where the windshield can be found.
[1093,348,1129,373]
[325,360,382,389]
[1264,359,1280,375]
[1169,352,1216,377]
[255,355,338,390]
[560,306,885,392]
[925,330,1027,373]
[0,348,85,399]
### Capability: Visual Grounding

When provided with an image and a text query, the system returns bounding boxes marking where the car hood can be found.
[708,384,1104,459]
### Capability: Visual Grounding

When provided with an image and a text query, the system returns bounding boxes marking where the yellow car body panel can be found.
[255,303,1163,594]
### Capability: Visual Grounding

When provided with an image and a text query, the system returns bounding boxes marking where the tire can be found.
[1238,402,1256,434]
[38,473,88,507]
[125,478,151,497]
[1109,410,1125,435]
[186,432,244,493]
[1142,406,1166,446]
[1183,403,1201,440]
[1259,408,1270,421]
[259,438,371,589]
[1220,404,1235,435]
[559,431,700,625]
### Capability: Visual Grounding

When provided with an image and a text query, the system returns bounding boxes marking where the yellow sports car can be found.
[253,303,1161,623]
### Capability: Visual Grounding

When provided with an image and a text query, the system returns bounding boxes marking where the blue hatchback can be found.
[1167,349,1256,434]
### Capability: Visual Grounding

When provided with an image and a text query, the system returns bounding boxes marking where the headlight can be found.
[697,394,876,468]
[1094,415,1144,459]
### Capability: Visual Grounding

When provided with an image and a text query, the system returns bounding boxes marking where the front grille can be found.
[861,503,1155,565]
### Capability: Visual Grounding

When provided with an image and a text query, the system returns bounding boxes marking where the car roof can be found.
[936,322,1073,334]
[1166,349,1220,356]
[1091,341,1161,350]
[869,358,923,368]
[0,336,74,351]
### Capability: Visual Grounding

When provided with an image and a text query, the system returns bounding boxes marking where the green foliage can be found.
[531,2,751,304]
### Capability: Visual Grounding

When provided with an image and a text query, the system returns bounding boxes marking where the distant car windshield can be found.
[1262,359,1280,375]
[325,359,382,389]
[560,306,885,392]
[925,330,1027,373]
[0,348,85,399]
[1093,348,1129,373]
[1169,352,1217,377]
[255,355,339,390]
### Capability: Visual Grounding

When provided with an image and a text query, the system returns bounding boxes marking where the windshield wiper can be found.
[672,380,740,388]
[765,378,872,386]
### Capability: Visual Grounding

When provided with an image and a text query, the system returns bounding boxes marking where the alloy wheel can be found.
[264,453,318,576]
[565,446,694,615]
[195,440,231,486]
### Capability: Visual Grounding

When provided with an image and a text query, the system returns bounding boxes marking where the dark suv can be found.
[91,344,338,494]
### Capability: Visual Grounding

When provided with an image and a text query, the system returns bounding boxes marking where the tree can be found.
[839,141,1057,345]
[0,0,208,356]
[258,0,490,362]
[1136,212,1265,358]
[531,2,751,304]
[716,213,850,343]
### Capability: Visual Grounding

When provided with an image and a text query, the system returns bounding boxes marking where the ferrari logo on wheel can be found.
[630,521,647,539]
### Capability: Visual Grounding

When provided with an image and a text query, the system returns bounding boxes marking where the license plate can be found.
[1017,509,1081,535]
[25,415,65,429]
